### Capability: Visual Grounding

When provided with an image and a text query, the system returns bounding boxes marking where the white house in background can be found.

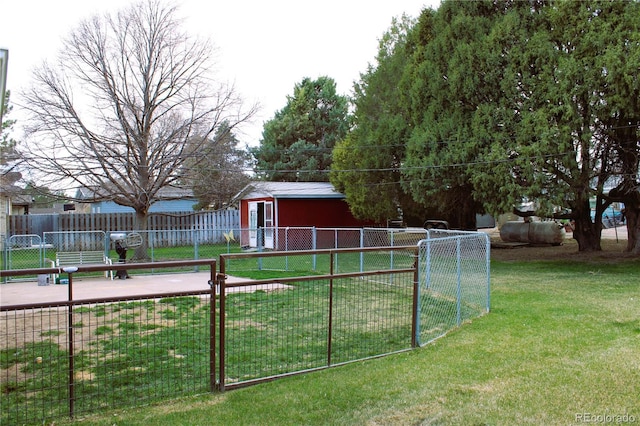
[0,181,34,249]
[76,186,198,213]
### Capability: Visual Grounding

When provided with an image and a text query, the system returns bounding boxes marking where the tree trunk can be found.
[608,117,640,254]
[624,205,640,254]
[444,186,480,230]
[132,209,150,261]
[573,211,602,252]
[609,176,640,255]
[572,201,602,252]
[459,197,479,231]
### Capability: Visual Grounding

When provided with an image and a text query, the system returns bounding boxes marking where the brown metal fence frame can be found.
[217,246,419,391]
[1,249,419,424]
[1,260,217,424]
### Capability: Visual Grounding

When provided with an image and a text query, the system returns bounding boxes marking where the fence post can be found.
[285,227,289,271]
[64,267,78,419]
[485,234,491,313]
[312,227,317,271]
[359,229,364,273]
[218,258,227,392]
[456,238,462,327]
[412,247,419,348]
[2,244,6,282]
[425,238,432,289]
[194,230,200,272]
[208,263,217,392]
[257,229,263,270]
[285,227,289,252]
[327,250,334,366]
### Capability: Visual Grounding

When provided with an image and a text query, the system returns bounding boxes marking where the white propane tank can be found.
[500,221,565,245]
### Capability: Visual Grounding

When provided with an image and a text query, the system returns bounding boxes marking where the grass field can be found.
[52,240,639,425]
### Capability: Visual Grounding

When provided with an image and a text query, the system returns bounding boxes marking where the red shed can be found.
[234,181,371,249]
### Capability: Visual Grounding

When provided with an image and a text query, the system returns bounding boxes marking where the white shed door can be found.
[249,202,258,247]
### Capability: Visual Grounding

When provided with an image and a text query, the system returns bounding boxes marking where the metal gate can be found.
[3,234,46,282]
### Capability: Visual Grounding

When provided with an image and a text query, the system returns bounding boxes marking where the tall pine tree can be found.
[252,76,350,182]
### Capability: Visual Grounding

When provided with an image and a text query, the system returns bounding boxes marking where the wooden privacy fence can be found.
[7,210,239,237]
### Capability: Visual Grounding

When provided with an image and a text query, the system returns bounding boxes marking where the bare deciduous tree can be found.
[19,0,256,253]
[182,121,252,210]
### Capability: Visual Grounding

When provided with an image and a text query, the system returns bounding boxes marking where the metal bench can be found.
[51,251,114,281]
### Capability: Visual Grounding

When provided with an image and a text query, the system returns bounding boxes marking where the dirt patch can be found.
[490,235,635,263]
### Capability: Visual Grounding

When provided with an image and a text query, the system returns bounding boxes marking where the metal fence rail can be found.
[6,210,239,240]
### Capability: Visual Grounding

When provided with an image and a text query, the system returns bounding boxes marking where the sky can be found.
[1,0,441,146]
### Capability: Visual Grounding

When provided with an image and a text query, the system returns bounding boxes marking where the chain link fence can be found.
[43,231,107,253]
[417,230,491,346]
[3,228,432,281]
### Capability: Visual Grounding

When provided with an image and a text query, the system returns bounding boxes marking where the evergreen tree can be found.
[252,76,350,182]
[331,15,425,225]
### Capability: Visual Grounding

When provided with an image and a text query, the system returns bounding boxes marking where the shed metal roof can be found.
[238,182,345,200]
[76,185,195,201]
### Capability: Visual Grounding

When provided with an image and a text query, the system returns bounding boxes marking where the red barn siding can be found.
[276,199,365,227]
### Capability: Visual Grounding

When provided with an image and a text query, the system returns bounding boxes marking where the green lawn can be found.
[56,256,639,425]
